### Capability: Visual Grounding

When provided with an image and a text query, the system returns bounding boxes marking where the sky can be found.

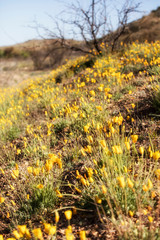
[0,0,160,47]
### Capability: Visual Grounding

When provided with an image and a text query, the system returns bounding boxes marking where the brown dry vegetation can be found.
[120,7,160,43]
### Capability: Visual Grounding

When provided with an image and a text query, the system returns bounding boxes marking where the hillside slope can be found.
[0,41,160,239]
[120,7,160,43]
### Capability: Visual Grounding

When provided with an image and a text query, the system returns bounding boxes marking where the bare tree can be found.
[108,0,141,51]
[31,0,140,69]
[41,0,140,52]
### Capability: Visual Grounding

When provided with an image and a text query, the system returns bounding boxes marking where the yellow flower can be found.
[80,230,86,240]
[56,190,63,198]
[148,216,153,223]
[127,115,130,120]
[151,191,156,199]
[89,177,94,183]
[11,173,16,180]
[124,166,128,173]
[81,148,86,156]
[64,210,72,220]
[142,184,148,192]
[149,151,153,158]
[48,226,56,235]
[44,223,56,235]
[0,196,5,204]
[12,169,19,179]
[89,90,95,96]
[11,200,16,206]
[75,187,82,193]
[148,146,152,152]
[33,167,41,176]
[100,140,106,148]
[153,151,160,161]
[127,178,134,189]
[55,211,60,223]
[67,225,72,231]
[6,238,16,240]
[98,85,104,92]
[76,170,80,177]
[10,184,15,190]
[148,206,152,211]
[125,141,130,150]
[90,97,95,102]
[107,94,112,99]
[139,146,144,155]
[0,168,5,175]
[86,180,90,186]
[147,179,153,190]
[131,103,135,109]
[110,126,115,134]
[143,209,148,215]
[101,185,107,194]
[17,225,26,235]
[128,211,134,217]
[80,177,87,186]
[155,169,160,180]
[85,145,92,153]
[131,135,138,143]
[41,166,45,174]
[84,124,90,133]
[32,228,43,239]
[87,168,93,177]
[25,228,31,238]
[44,223,51,234]
[80,112,86,118]
[36,159,39,166]
[112,145,122,154]
[45,162,53,172]
[0,235,4,240]
[117,176,125,188]
[65,227,74,240]
[36,184,44,189]
[27,166,33,174]
[12,230,21,239]
[95,196,102,204]
[87,135,93,144]
[56,158,62,169]
[16,149,21,155]
[96,105,103,111]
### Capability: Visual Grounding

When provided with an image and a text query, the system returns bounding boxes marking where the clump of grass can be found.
[4,125,22,141]
[27,183,58,215]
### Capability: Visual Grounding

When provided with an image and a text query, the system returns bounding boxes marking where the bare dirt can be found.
[0,58,50,88]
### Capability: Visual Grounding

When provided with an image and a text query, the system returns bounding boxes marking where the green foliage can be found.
[54,119,70,138]
[121,64,145,75]
[29,185,58,213]
[4,125,21,141]
[70,57,95,74]
[148,66,160,75]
